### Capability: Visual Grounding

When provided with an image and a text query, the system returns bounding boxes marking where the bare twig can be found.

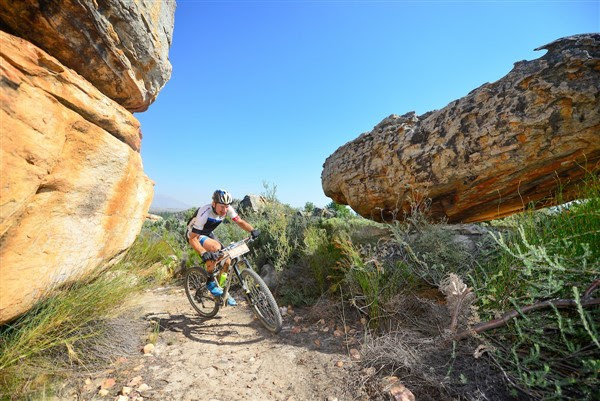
[583,279,600,299]
[487,351,539,399]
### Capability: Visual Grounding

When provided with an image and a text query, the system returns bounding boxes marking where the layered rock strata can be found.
[0,31,154,323]
[322,34,600,223]
[0,0,176,112]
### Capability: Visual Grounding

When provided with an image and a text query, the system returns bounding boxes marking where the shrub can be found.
[338,173,599,399]
[246,201,297,270]
[304,201,315,213]
[302,226,334,293]
[389,220,477,287]
[470,173,600,399]
[326,201,353,219]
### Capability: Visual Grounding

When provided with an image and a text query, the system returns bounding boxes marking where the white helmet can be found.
[212,189,233,205]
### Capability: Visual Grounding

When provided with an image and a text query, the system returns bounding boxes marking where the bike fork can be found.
[232,261,254,303]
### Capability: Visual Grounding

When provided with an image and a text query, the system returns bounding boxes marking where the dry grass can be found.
[356,291,514,401]
[0,233,175,399]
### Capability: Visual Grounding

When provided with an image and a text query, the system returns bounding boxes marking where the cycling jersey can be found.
[186,204,240,238]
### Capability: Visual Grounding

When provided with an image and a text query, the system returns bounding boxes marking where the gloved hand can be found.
[251,229,261,239]
[201,252,218,263]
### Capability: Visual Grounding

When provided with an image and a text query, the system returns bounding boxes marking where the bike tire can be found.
[184,267,220,318]
[240,264,282,333]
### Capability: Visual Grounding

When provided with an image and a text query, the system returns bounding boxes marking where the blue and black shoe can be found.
[206,281,223,296]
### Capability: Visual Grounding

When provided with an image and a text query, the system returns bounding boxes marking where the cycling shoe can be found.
[206,281,223,296]
[226,295,237,306]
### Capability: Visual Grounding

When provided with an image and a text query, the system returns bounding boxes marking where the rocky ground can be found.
[55,285,413,401]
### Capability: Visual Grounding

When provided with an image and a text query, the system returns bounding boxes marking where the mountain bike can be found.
[184,237,283,333]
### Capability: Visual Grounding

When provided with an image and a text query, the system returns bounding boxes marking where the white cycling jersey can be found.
[186,204,240,239]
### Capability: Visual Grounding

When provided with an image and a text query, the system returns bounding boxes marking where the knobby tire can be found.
[240,263,282,333]
[184,267,220,318]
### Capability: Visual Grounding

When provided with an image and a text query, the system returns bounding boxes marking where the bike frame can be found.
[217,259,243,307]
[209,239,252,306]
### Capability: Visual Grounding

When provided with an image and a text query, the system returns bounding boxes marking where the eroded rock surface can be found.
[0,0,176,112]
[0,31,153,323]
[322,34,600,223]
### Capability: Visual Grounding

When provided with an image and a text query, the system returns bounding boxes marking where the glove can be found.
[251,229,261,239]
[201,252,218,262]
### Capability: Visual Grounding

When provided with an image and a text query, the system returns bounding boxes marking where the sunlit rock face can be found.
[322,34,600,223]
[0,31,154,323]
[0,0,176,112]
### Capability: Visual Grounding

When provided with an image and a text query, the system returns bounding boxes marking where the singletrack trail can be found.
[66,285,370,401]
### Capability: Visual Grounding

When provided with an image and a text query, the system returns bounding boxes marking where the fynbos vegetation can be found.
[1,175,598,400]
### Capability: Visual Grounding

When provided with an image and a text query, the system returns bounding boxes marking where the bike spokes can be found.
[184,267,220,318]
[249,284,276,321]
[240,268,282,333]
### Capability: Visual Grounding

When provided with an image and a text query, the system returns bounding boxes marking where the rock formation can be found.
[0,0,175,112]
[0,1,175,323]
[322,34,600,223]
[240,194,268,213]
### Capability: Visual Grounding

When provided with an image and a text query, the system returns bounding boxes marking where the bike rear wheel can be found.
[184,267,220,317]
[240,264,282,333]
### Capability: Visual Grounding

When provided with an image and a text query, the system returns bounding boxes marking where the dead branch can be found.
[583,279,600,299]
[449,287,472,332]
[454,296,600,341]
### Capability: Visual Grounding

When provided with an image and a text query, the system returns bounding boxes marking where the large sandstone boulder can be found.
[0,31,154,323]
[322,34,600,223]
[240,194,268,213]
[0,0,176,112]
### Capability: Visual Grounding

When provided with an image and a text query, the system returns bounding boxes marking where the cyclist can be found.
[186,189,260,306]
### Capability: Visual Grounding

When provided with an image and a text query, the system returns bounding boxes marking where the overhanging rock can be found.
[0,0,176,112]
[322,34,600,223]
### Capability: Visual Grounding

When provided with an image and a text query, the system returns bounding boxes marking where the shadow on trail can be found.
[142,288,357,358]
[144,312,268,346]
[149,311,351,358]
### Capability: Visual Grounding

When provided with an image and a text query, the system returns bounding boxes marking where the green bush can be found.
[302,226,333,293]
[326,201,353,218]
[245,201,298,270]
[304,201,315,213]
[390,221,477,287]
[271,217,343,305]
[470,174,600,399]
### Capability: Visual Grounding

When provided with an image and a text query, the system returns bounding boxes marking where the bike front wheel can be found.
[240,265,282,333]
[184,267,220,318]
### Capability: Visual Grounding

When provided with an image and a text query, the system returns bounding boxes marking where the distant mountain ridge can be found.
[150,194,192,212]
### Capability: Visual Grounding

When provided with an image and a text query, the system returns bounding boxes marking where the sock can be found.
[218,273,227,287]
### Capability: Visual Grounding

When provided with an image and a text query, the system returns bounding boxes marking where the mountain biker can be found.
[186,189,260,306]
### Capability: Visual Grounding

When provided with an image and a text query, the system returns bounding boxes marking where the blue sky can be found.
[138,0,599,209]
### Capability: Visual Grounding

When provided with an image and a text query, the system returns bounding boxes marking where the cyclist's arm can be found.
[189,232,208,255]
[234,217,254,233]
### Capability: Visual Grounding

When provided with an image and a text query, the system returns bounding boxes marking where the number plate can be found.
[226,242,250,259]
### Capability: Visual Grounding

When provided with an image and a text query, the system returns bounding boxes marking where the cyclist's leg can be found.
[199,236,221,273]
[206,234,230,276]
[209,234,235,305]
[198,236,224,296]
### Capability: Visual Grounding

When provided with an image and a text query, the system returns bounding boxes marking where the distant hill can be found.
[149,194,192,213]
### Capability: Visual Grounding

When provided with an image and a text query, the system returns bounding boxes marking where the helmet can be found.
[212,189,233,205]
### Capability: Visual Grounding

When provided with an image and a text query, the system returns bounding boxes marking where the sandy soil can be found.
[62,285,371,401]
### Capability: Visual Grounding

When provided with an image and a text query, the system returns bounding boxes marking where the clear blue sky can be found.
[138,0,599,209]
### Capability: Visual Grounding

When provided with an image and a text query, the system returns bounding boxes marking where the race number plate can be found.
[226,242,250,259]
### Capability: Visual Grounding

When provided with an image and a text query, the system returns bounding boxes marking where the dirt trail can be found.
[66,285,370,401]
